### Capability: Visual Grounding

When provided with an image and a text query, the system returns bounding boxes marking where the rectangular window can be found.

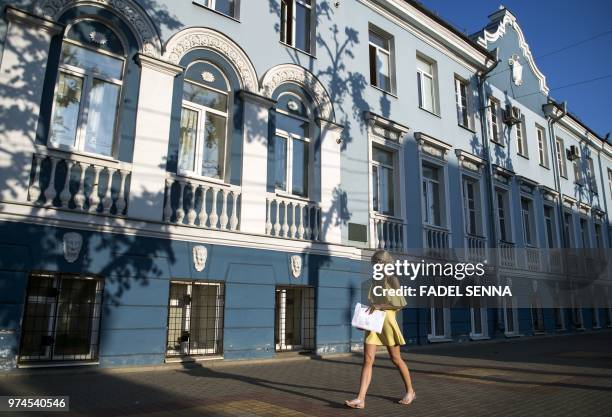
[544,205,556,248]
[19,273,103,363]
[536,125,548,167]
[422,164,443,226]
[580,218,590,248]
[369,28,392,92]
[555,137,567,177]
[521,197,534,246]
[496,190,509,242]
[563,211,573,248]
[371,146,395,216]
[195,0,237,17]
[275,286,314,351]
[273,107,310,198]
[463,177,480,235]
[166,281,225,357]
[608,169,612,195]
[586,157,597,193]
[595,223,604,249]
[281,0,313,53]
[516,118,527,157]
[417,55,437,113]
[489,98,501,144]
[455,77,470,128]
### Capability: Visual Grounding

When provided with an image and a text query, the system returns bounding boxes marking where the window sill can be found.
[371,211,404,222]
[17,361,99,369]
[274,190,316,205]
[539,163,550,170]
[427,336,453,343]
[37,144,124,166]
[192,1,240,22]
[560,174,568,179]
[457,123,475,133]
[469,334,490,341]
[174,171,235,188]
[490,139,504,147]
[279,41,316,59]
[517,153,529,160]
[504,332,521,338]
[369,84,397,98]
[418,106,441,119]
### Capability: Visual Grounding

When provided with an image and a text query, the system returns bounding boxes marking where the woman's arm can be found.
[367,303,399,313]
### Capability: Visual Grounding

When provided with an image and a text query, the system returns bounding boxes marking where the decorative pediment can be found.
[365,112,409,143]
[592,207,606,221]
[415,132,452,161]
[455,149,485,173]
[538,185,559,202]
[472,7,548,95]
[492,164,514,184]
[562,195,577,209]
[579,202,591,215]
[517,175,538,194]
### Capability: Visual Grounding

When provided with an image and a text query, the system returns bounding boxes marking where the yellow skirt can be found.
[365,310,405,346]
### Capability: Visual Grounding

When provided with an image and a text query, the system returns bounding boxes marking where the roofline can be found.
[403,0,497,61]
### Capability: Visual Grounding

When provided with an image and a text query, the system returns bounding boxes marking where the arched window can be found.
[48,20,126,157]
[272,92,311,198]
[178,61,230,180]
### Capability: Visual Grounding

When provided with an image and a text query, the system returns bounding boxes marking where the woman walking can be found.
[345,250,416,410]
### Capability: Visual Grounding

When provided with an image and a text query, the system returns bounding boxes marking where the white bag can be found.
[351,302,385,333]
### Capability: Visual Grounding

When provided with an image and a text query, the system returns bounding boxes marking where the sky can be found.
[418,0,612,138]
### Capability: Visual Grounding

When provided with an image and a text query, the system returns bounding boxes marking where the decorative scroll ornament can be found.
[89,31,108,46]
[35,0,161,56]
[164,28,258,92]
[261,64,334,121]
[62,232,83,263]
[509,54,523,86]
[287,100,299,111]
[193,245,208,272]
[201,71,216,83]
[290,255,302,279]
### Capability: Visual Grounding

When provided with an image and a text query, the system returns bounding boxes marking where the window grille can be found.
[275,286,315,352]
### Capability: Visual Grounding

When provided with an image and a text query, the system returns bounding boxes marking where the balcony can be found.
[423,224,451,257]
[27,148,131,216]
[162,175,241,231]
[498,241,516,268]
[525,247,541,271]
[265,194,321,241]
[370,213,406,252]
[465,234,487,262]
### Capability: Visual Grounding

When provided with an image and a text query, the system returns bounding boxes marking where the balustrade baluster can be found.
[115,170,128,214]
[176,180,186,223]
[229,191,239,231]
[196,185,207,227]
[282,202,289,237]
[44,157,59,205]
[59,160,73,208]
[297,204,305,239]
[28,155,42,203]
[187,182,197,225]
[163,178,173,222]
[219,189,229,230]
[102,168,116,214]
[73,163,87,210]
[209,188,219,229]
[88,165,102,212]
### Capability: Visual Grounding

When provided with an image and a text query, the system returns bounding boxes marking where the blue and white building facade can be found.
[0,0,610,370]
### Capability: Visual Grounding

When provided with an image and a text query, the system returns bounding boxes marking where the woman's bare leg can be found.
[387,345,414,395]
[356,343,378,401]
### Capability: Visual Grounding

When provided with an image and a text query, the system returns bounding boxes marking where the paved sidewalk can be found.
[1,331,612,417]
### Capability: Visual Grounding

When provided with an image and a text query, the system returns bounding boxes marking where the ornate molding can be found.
[455,149,485,173]
[261,64,334,121]
[492,164,514,185]
[517,175,538,194]
[415,132,452,161]
[562,194,577,208]
[474,8,548,95]
[163,27,258,92]
[539,185,559,202]
[365,111,409,143]
[35,0,162,57]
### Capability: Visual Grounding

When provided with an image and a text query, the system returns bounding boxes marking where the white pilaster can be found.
[127,54,183,221]
[0,8,62,202]
[319,119,344,244]
[239,91,275,235]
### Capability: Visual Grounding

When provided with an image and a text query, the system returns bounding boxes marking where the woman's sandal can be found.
[398,391,416,405]
[345,398,365,409]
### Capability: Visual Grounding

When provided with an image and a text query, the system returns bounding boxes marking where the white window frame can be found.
[179,75,230,181]
[462,175,482,236]
[536,125,549,167]
[503,295,520,337]
[48,31,126,158]
[495,188,513,243]
[422,163,444,227]
[543,204,559,249]
[274,92,313,199]
[563,210,575,248]
[555,137,567,177]
[579,216,591,249]
[586,156,597,194]
[554,307,566,331]
[454,76,471,129]
[371,145,396,216]
[521,196,536,247]
[417,54,438,114]
[592,308,601,328]
[470,297,488,339]
[608,168,612,196]
[428,298,451,341]
[280,0,314,53]
[515,118,527,157]
[196,0,239,18]
[488,97,502,144]
[368,27,394,93]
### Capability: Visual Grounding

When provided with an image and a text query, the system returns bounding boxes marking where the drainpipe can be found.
[542,100,567,248]
[596,133,611,247]
[477,49,500,331]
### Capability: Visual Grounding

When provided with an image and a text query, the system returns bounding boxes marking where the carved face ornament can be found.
[63,232,83,263]
[291,255,302,278]
[193,245,208,272]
